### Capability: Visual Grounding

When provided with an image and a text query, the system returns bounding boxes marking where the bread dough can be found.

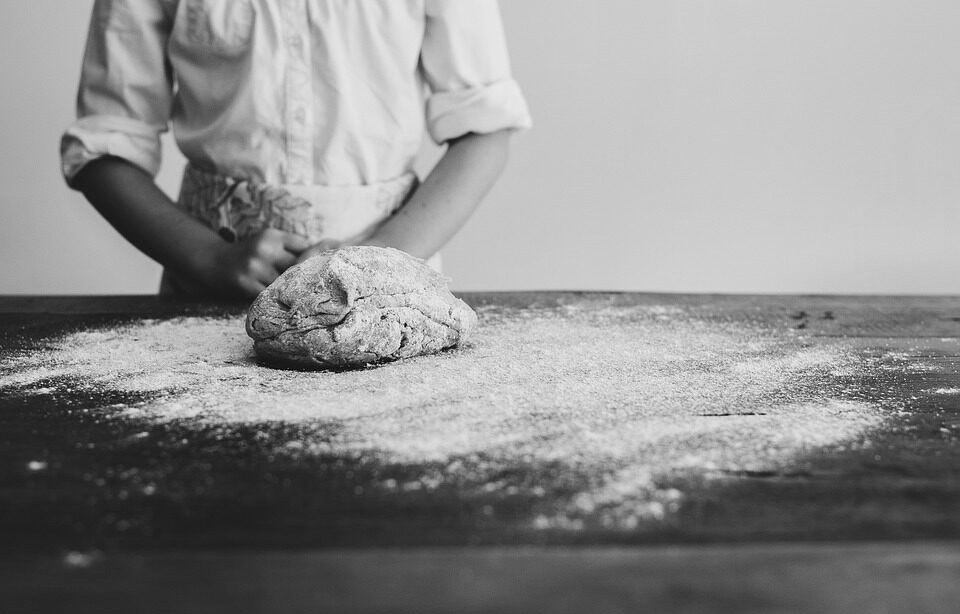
[245,246,478,369]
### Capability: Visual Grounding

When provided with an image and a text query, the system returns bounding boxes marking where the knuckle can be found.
[226,272,245,291]
[243,239,270,259]
[236,257,257,276]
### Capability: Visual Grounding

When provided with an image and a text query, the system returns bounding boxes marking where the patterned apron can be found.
[161,164,440,294]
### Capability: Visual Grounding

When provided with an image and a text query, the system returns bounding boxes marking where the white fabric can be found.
[176,164,417,245]
[175,164,442,271]
[61,0,532,188]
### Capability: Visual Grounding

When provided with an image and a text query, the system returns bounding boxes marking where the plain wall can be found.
[3,1,960,295]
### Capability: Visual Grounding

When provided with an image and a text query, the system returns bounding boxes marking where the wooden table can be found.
[1,293,959,613]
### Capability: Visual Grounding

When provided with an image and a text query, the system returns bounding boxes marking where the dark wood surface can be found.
[4,544,960,614]
[2,293,959,613]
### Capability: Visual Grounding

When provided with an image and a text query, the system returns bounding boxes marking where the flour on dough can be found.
[245,246,478,369]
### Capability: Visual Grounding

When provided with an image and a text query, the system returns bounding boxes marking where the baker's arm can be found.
[74,157,310,298]
[296,130,510,262]
[366,130,510,258]
[64,3,308,298]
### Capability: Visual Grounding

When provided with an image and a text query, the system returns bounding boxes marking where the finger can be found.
[251,228,310,254]
[317,238,343,251]
[250,259,281,286]
[294,246,326,265]
[270,249,298,271]
[249,234,299,270]
[280,232,313,255]
[238,277,268,299]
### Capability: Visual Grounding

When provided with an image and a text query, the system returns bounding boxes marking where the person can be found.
[61,0,531,298]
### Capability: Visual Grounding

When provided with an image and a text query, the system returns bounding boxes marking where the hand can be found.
[294,238,343,265]
[187,228,312,298]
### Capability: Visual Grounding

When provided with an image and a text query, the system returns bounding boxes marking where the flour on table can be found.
[0,302,885,530]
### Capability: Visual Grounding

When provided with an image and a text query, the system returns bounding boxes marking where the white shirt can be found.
[61,0,531,188]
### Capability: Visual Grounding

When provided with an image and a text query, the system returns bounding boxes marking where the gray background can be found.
[3,1,958,294]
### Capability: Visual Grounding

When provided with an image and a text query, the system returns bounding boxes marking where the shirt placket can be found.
[281,0,313,185]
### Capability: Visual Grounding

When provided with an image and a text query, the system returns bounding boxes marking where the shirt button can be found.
[293,109,306,124]
[288,35,302,53]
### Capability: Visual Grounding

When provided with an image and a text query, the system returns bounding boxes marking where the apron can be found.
[161,164,441,294]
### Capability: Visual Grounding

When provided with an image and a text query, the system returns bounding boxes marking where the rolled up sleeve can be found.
[421,0,532,144]
[61,0,174,187]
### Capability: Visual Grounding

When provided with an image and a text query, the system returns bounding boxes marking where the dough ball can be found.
[245,246,478,369]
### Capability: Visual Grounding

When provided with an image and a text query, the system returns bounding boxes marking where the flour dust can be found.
[1,302,885,530]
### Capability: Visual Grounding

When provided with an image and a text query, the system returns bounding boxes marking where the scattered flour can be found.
[1,304,884,530]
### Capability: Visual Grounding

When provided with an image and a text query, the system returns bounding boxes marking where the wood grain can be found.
[3,544,960,614]
[1,293,958,613]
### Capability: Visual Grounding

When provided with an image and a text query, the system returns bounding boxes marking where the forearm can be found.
[366,130,511,259]
[72,157,222,278]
